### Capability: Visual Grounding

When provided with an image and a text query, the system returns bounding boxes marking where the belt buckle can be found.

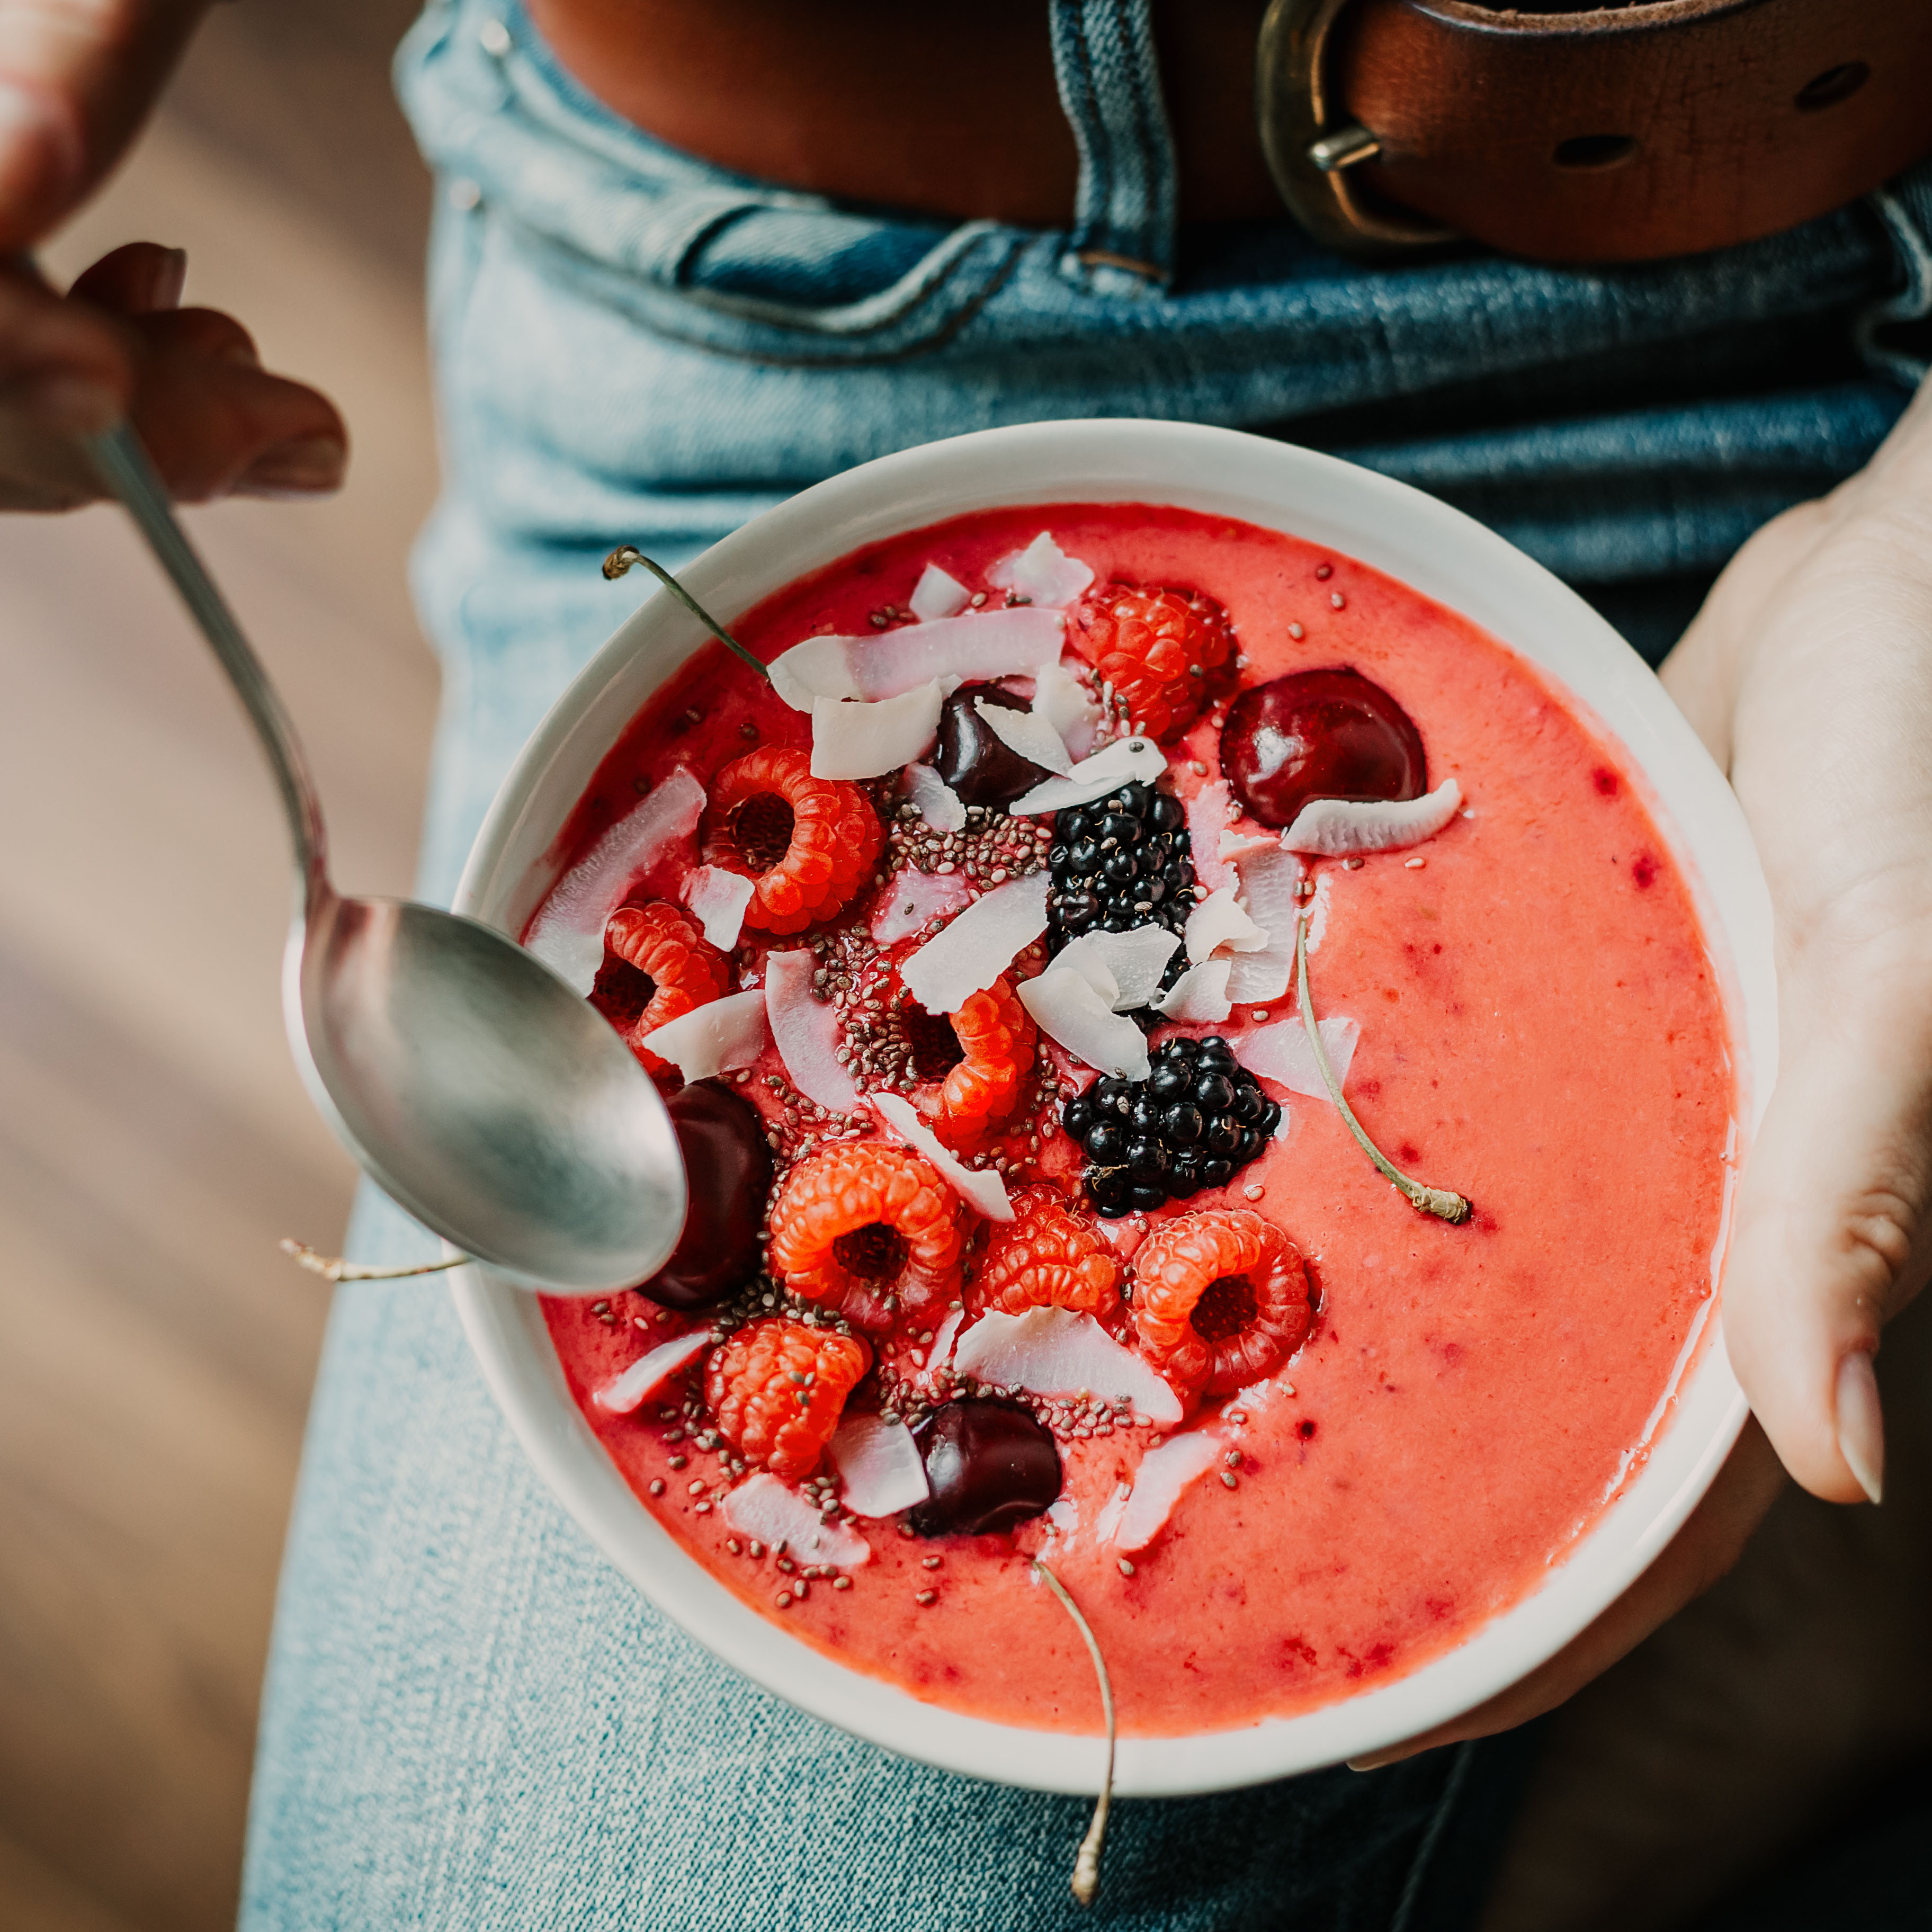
[1257,0,1456,256]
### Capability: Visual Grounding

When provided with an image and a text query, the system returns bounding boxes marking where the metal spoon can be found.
[87,423,685,1293]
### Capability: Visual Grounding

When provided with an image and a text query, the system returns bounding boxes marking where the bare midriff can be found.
[541,503,1734,1736]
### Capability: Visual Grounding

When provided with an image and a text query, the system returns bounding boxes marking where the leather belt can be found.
[1262,0,1932,261]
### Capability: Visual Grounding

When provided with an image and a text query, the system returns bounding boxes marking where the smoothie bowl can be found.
[450,420,1773,1796]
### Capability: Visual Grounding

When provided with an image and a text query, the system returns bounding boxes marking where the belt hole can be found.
[1795,61,1871,112]
[1552,134,1637,172]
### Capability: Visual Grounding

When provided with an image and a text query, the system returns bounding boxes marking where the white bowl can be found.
[449,419,1773,1795]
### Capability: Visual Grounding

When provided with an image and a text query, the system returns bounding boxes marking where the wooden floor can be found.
[0,7,437,1927]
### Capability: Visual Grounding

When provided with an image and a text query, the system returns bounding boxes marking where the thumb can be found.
[0,0,208,250]
[1722,941,1932,1505]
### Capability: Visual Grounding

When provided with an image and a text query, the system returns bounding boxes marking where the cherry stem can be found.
[602,545,771,682]
[1294,911,1471,1225]
[1033,1559,1115,1908]
[279,1237,470,1284]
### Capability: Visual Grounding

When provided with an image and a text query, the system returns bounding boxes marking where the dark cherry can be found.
[1219,667,1426,829]
[933,683,1052,807]
[636,1079,773,1310]
[908,1400,1063,1536]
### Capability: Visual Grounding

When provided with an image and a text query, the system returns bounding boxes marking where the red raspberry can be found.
[704,1316,872,1481]
[596,901,732,1075]
[702,746,883,935]
[930,974,1037,1150]
[1066,585,1237,743]
[1131,1208,1310,1403]
[972,1185,1121,1319]
[768,1141,967,1329]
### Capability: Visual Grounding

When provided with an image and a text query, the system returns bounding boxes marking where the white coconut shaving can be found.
[1054,926,1180,1011]
[826,1412,931,1517]
[908,562,970,621]
[1235,1014,1361,1100]
[917,1307,965,1390]
[899,871,1050,1015]
[1007,734,1166,816]
[1017,967,1151,1079]
[870,1092,1015,1222]
[974,695,1074,775]
[1150,958,1232,1024]
[1031,657,1103,761]
[592,1330,712,1415]
[1185,885,1267,964]
[680,864,755,951]
[1104,1431,1224,1553]
[869,863,974,946]
[767,606,1065,708]
[1281,777,1463,855]
[902,761,967,833]
[636,989,769,1083]
[949,1308,1182,1424]
[1224,846,1307,1004]
[811,681,944,780]
[764,948,860,1112]
[525,767,706,994]
[987,531,1096,609]
[721,1473,872,1567]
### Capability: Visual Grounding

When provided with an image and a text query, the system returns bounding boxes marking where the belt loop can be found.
[1048,0,1177,297]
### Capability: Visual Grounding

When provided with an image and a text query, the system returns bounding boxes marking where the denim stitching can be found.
[1387,1740,1477,1932]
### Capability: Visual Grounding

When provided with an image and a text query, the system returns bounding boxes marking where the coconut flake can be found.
[526,767,706,994]
[1225,847,1307,1004]
[721,1472,872,1567]
[637,988,770,1082]
[899,872,1050,1015]
[1055,926,1180,1011]
[770,607,1065,709]
[976,696,1073,775]
[811,682,944,780]
[767,634,860,710]
[1108,1431,1224,1553]
[871,1092,1015,1222]
[950,1308,1182,1424]
[916,1307,965,1392]
[909,562,970,621]
[764,949,860,1111]
[1150,958,1232,1024]
[592,1330,711,1415]
[1282,777,1463,855]
[1236,1014,1361,1100]
[1185,886,1267,964]
[827,1412,931,1517]
[1032,657,1103,761]
[1017,968,1151,1079]
[870,863,974,946]
[903,762,967,833]
[1008,735,1166,816]
[987,532,1095,609]
[680,864,755,951]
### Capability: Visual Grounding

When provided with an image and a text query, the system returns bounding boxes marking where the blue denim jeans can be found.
[240,3,1932,1925]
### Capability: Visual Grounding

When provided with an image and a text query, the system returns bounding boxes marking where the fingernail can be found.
[10,372,121,434]
[1835,1349,1884,1505]
[1346,1748,1408,1773]
[150,246,188,311]
[235,435,344,496]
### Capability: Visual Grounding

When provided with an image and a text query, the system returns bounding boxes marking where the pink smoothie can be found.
[535,503,1735,1737]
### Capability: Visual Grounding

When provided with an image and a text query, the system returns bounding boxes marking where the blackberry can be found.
[1043,781,1195,997]
[1063,1035,1278,1218]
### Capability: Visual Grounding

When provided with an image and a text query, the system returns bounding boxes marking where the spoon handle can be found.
[86,422,329,899]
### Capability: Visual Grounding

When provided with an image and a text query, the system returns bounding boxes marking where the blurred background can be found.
[0,4,437,1927]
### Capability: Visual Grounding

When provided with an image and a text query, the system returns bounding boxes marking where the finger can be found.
[0,0,210,249]
[0,260,129,417]
[1347,1420,1786,1770]
[68,238,186,315]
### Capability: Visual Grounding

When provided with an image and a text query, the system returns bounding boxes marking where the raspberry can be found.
[931,974,1037,1150]
[703,746,883,935]
[971,1185,1121,1319]
[1066,584,1237,744]
[704,1316,872,1481]
[768,1141,968,1329]
[1131,1208,1310,1403]
[594,901,732,1074]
